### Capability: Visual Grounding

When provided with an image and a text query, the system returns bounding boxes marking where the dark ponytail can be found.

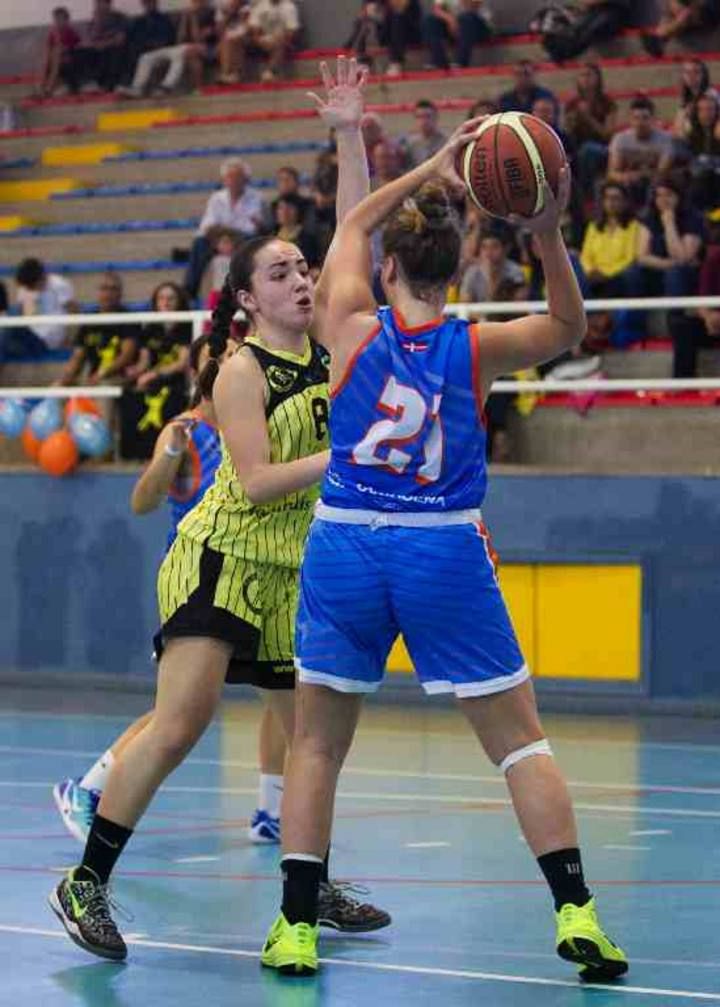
[196,235,277,402]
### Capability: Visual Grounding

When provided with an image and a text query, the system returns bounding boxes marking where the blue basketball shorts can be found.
[294,512,529,698]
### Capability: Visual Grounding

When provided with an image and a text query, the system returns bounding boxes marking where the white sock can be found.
[80,749,115,792]
[258,773,283,818]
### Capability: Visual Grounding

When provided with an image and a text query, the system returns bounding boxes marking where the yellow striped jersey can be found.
[178,335,330,568]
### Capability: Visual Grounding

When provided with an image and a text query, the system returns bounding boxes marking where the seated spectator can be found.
[642,0,720,58]
[274,194,322,274]
[184,158,265,299]
[383,0,423,77]
[372,139,404,187]
[116,0,180,96]
[76,0,128,93]
[403,100,447,167]
[176,0,220,92]
[57,273,138,386]
[468,96,498,119]
[217,0,252,83]
[531,95,575,159]
[539,0,630,64]
[423,1,493,71]
[206,229,236,296]
[670,229,720,376]
[361,112,404,177]
[498,61,557,114]
[580,182,639,295]
[673,58,717,136]
[236,0,300,83]
[459,223,525,306]
[121,283,192,460]
[607,96,674,208]
[8,258,78,361]
[345,2,384,70]
[564,62,618,198]
[681,92,720,210]
[270,165,312,223]
[39,7,81,97]
[309,158,338,259]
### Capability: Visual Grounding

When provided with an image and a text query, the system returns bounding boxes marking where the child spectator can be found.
[564,62,618,198]
[607,96,674,208]
[39,7,81,97]
[57,273,138,386]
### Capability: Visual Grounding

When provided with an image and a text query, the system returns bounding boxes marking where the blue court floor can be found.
[1,686,720,1006]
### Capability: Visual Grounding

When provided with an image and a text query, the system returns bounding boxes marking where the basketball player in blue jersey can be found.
[52,332,289,846]
[262,121,629,981]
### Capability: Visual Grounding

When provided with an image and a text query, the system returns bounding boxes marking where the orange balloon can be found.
[38,430,79,477]
[21,425,42,463]
[66,396,102,420]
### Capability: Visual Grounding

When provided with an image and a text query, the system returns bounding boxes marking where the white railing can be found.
[1,296,719,398]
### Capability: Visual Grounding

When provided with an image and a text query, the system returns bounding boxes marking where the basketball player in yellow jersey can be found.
[49,57,389,961]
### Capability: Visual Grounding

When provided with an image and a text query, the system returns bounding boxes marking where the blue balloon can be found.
[0,398,27,438]
[68,412,112,458]
[29,398,63,440]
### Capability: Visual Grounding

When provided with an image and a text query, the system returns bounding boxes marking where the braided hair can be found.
[197,235,276,402]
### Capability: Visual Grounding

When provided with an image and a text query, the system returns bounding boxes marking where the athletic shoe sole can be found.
[260,956,317,976]
[51,783,89,845]
[557,936,628,981]
[247,827,281,845]
[317,913,391,933]
[48,888,127,962]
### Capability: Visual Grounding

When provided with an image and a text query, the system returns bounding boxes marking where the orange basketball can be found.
[38,429,79,477]
[21,425,42,463]
[66,396,102,419]
[457,112,567,219]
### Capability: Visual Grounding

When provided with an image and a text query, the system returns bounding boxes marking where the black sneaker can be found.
[48,868,127,961]
[317,881,391,933]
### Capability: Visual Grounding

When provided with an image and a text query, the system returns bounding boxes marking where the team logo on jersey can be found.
[266,365,297,394]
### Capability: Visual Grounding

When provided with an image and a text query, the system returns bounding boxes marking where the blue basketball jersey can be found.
[166,414,221,550]
[323,307,487,512]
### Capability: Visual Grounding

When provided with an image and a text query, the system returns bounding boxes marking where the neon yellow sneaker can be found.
[261,912,319,976]
[556,897,628,982]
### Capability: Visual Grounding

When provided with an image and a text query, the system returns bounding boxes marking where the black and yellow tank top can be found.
[178,335,330,568]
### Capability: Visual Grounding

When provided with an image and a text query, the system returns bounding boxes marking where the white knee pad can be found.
[499,739,553,774]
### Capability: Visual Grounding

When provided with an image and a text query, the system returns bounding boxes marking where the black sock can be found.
[321,846,330,884]
[76,813,134,886]
[537,848,591,911]
[281,857,323,925]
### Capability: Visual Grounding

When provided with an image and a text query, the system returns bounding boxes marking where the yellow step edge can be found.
[0,215,34,231]
[41,142,129,167]
[0,178,79,202]
[97,107,178,132]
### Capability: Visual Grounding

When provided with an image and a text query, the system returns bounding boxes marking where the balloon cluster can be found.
[0,396,112,476]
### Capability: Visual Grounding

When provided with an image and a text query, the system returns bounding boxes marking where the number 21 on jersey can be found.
[352,376,444,485]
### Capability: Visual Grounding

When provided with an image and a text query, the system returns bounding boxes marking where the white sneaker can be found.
[545,356,602,382]
[260,68,276,82]
[385,62,403,77]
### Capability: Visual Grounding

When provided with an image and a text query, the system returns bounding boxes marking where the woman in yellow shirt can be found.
[580,182,640,295]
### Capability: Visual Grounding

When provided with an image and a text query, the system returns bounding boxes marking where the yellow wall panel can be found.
[535,565,641,681]
[498,564,536,668]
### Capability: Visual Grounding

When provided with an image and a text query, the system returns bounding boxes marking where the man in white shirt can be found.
[6,257,78,362]
[244,0,300,82]
[184,157,266,298]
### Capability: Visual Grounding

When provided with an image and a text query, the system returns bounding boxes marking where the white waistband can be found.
[314,502,483,528]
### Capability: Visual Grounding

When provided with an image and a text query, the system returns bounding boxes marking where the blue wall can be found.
[0,471,718,699]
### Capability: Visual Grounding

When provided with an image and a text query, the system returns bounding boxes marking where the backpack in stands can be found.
[529,4,581,62]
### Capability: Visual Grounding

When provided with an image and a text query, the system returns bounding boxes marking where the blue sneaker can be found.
[53,778,100,844]
[248,808,281,844]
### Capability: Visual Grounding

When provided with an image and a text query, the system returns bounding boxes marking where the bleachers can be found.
[1,29,720,469]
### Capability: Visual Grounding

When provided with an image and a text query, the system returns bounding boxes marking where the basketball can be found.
[457,112,567,219]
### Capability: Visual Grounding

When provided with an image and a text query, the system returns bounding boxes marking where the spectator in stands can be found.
[77,0,129,92]
[403,99,447,167]
[216,0,252,83]
[184,158,265,299]
[498,61,557,114]
[57,273,138,386]
[423,1,493,71]
[607,96,674,208]
[10,258,78,359]
[235,0,300,83]
[539,0,630,63]
[274,193,322,273]
[531,95,575,159]
[642,0,720,58]
[673,58,716,135]
[383,0,423,77]
[681,92,720,211]
[468,96,498,118]
[345,2,384,70]
[564,62,618,199]
[206,229,236,295]
[670,224,720,376]
[39,7,81,97]
[176,0,220,92]
[459,222,526,306]
[361,112,404,176]
[309,158,338,259]
[116,0,178,95]
[372,139,404,186]
[580,182,639,295]
[270,165,312,222]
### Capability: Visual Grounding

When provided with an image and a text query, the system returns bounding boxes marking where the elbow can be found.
[243,480,271,506]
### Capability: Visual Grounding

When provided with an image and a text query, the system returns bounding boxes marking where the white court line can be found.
[1,923,719,1001]
[603,845,652,852]
[631,830,672,837]
[2,779,720,820]
[174,856,219,864]
[2,744,720,799]
[404,842,451,849]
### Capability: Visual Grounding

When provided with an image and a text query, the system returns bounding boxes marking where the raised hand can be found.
[307,55,369,133]
[509,164,572,235]
[429,114,489,188]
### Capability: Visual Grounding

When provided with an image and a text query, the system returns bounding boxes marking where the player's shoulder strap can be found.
[243,337,330,419]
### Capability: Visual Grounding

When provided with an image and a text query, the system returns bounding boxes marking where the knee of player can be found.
[493,737,554,774]
[294,730,350,769]
[148,717,206,768]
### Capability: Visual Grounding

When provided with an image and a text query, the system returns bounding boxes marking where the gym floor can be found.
[1,686,719,1006]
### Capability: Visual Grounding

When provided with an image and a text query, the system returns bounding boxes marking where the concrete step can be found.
[0,230,196,265]
[509,405,720,473]
[45,268,184,303]
[0,191,220,223]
